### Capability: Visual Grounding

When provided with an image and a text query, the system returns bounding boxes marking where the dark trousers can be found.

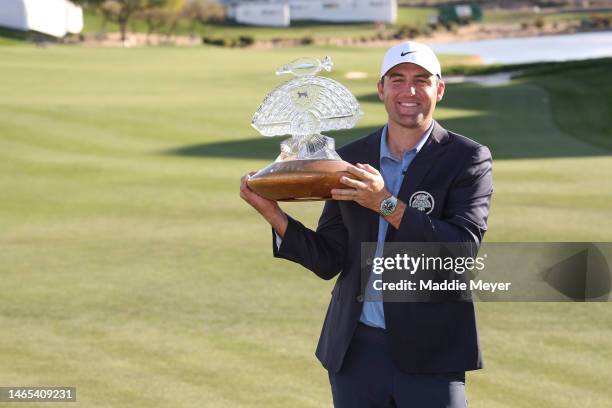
[328,323,468,408]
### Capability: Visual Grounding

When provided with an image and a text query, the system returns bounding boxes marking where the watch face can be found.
[381,197,396,215]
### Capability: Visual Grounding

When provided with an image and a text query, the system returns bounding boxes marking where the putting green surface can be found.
[0,45,611,407]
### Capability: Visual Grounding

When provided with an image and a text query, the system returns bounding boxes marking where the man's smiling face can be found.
[378,63,445,131]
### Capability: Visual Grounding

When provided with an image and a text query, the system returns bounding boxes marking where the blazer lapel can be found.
[361,128,383,243]
[355,128,383,170]
[342,128,383,245]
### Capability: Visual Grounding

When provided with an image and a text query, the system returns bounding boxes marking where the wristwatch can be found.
[379,195,398,216]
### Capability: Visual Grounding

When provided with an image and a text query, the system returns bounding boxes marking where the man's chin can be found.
[395,114,433,130]
[398,120,424,130]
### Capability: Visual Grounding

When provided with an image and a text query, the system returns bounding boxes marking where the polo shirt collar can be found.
[380,121,434,162]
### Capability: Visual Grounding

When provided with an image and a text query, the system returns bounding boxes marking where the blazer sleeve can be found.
[272,199,348,280]
[391,145,493,245]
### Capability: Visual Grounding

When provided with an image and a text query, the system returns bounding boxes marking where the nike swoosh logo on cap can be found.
[401,51,416,56]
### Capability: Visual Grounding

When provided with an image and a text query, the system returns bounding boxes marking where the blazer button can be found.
[366,258,372,266]
[356,295,364,302]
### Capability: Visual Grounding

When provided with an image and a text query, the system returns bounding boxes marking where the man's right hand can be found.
[240,172,289,238]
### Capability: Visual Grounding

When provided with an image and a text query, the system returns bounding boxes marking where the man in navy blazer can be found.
[241,41,493,408]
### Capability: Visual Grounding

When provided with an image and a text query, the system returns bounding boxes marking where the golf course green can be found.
[0,44,610,407]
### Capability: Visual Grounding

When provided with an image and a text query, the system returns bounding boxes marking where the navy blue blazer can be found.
[273,121,493,374]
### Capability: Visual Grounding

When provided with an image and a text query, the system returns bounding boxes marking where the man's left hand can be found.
[332,163,390,212]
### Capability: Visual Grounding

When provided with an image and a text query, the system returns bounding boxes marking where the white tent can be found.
[234,1,290,27]
[290,0,397,24]
[0,0,83,38]
[225,0,397,26]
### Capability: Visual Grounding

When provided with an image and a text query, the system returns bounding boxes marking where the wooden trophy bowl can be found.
[247,159,352,201]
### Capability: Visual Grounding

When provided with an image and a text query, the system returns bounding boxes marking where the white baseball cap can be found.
[380,41,441,79]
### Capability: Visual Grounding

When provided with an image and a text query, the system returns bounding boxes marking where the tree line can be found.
[73,0,225,42]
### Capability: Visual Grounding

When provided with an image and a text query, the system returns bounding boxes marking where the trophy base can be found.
[247,159,352,201]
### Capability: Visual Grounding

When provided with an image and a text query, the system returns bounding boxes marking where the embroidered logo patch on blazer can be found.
[409,191,435,214]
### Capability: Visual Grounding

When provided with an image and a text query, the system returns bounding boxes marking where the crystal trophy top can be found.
[251,56,363,162]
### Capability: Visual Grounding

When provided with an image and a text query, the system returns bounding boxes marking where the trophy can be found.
[247,56,363,201]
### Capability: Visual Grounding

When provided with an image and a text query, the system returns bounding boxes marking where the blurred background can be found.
[1,0,611,407]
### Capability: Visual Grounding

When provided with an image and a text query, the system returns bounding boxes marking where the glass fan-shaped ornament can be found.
[247,56,363,201]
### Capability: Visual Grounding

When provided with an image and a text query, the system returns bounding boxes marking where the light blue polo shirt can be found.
[359,123,433,329]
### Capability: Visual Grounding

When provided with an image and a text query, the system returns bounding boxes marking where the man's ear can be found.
[377,80,384,102]
[436,80,445,102]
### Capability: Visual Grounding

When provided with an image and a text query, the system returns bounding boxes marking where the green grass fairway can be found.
[0,45,611,408]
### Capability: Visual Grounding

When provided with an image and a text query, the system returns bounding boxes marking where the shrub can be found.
[393,25,421,39]
[444,22,458,33]
[238,35,254,47]
[534,18,545,30]
[300,35,314,45]
[202,36,255,48]
[421,26,433,37]
[202,36,225,46]
[224,37,237,47]
[588,14,611,28]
